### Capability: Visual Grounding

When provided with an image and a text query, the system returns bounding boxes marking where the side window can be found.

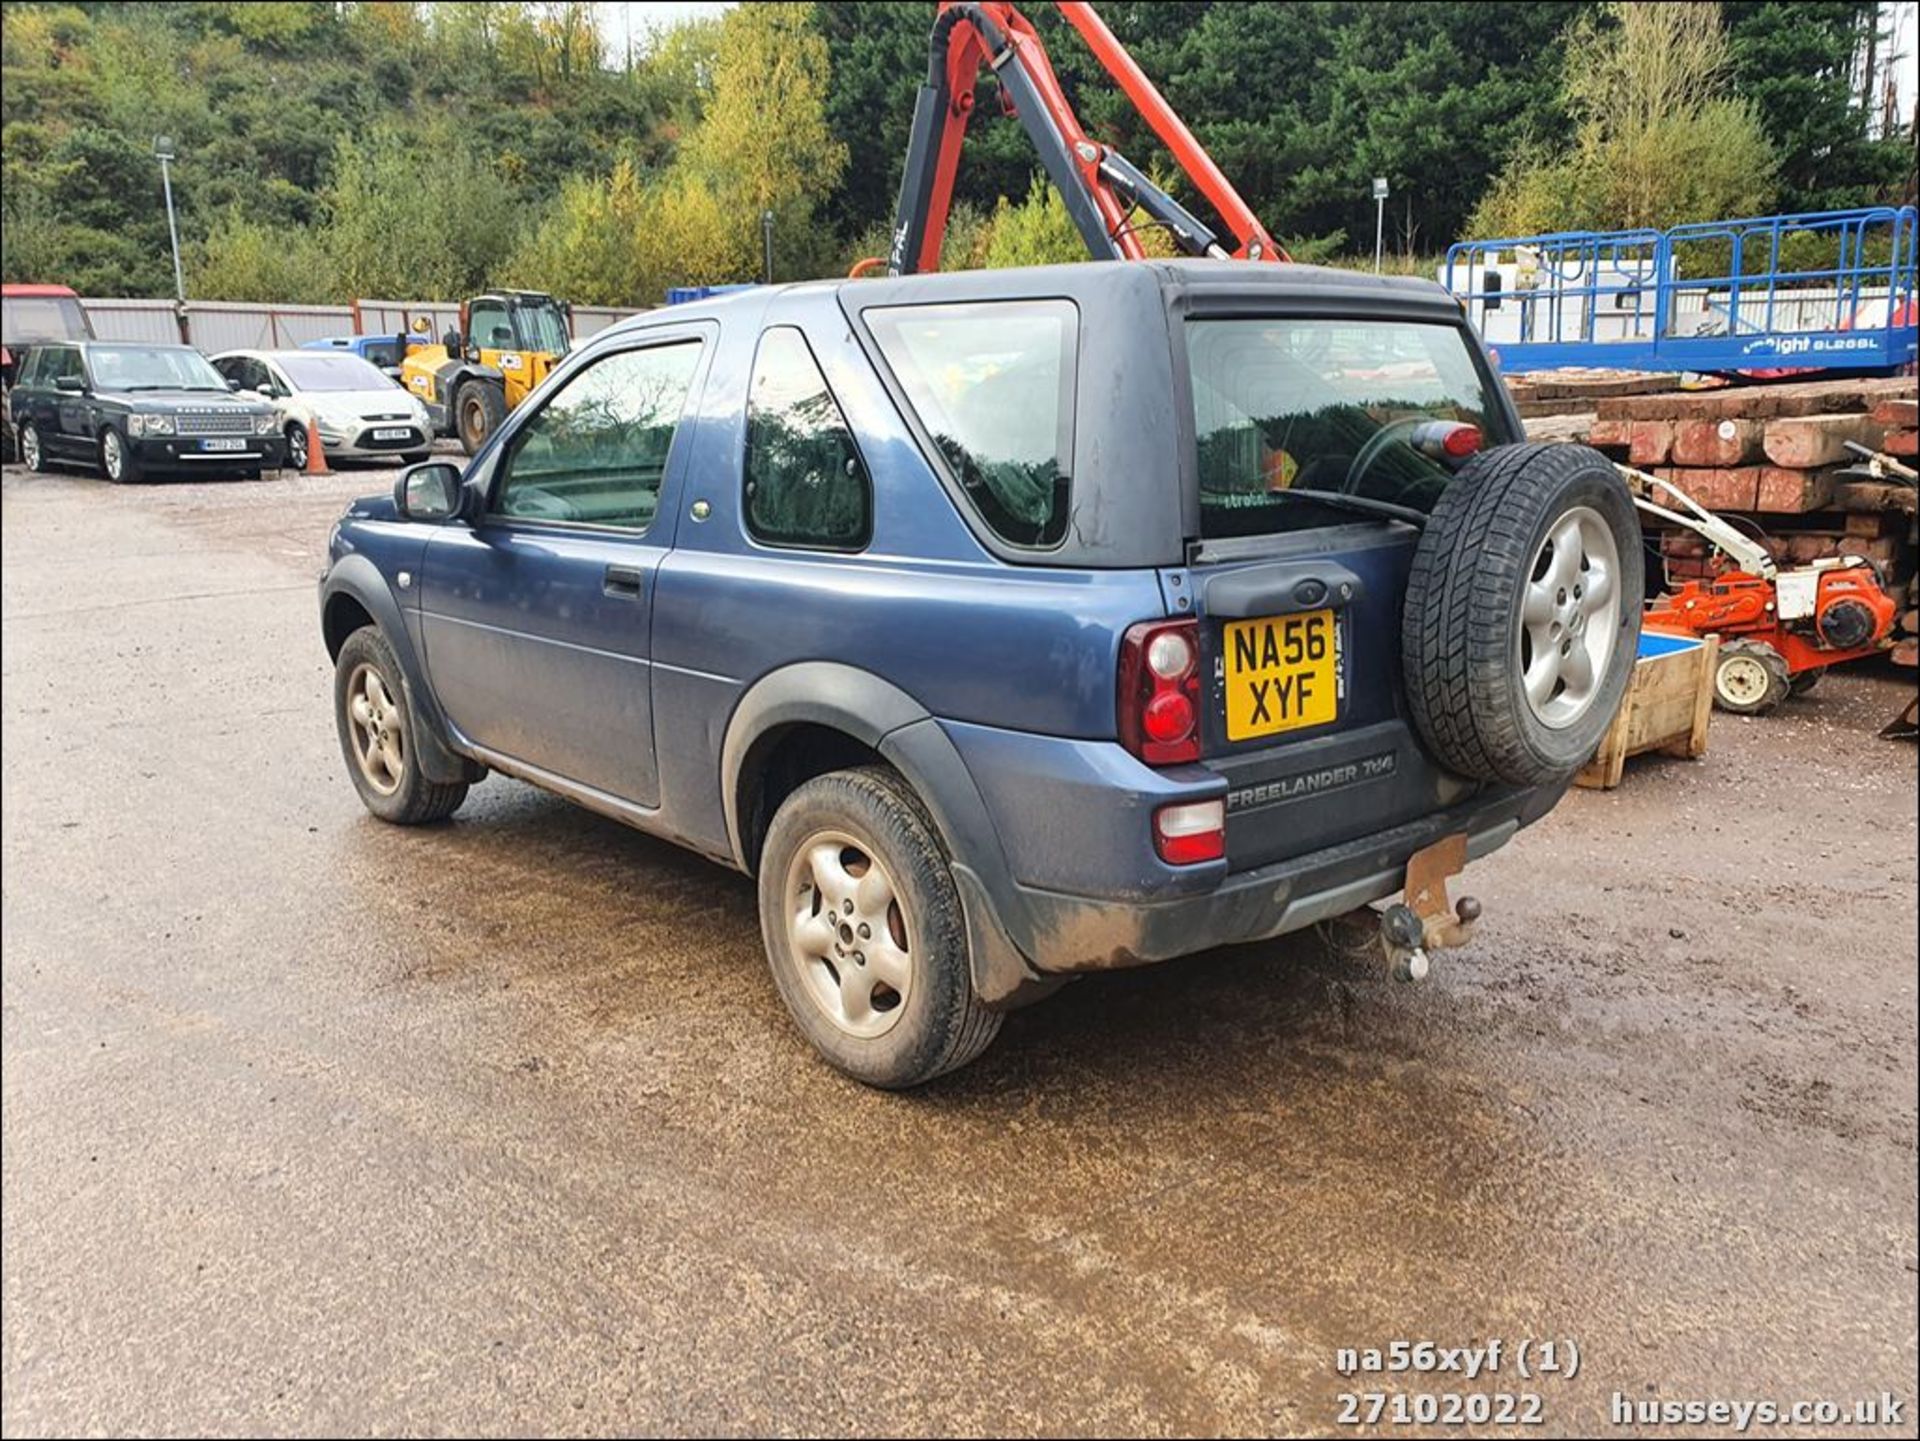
[469,300,511,352]
[744,327,871,551]
[864,299,1077,549]
[494,341,703,532]
[48,346,84,388]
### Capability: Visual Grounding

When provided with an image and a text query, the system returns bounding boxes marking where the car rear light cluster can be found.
[1409,420,1482,461]
[1118,617,1201,765]
[1153,799,1224,865]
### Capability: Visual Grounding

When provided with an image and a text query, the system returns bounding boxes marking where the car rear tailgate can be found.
[1173,521,1479,872]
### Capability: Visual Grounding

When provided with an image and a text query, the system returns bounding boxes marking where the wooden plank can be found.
[1753,466,1835,514]
[1672,417,1762,467]
[1658,466,1761,511]
[1762,415,1884,468]
[1521,412,1597,443]
[1630,420,1674,466]
[1587,417,1633,451]
[1868,396,1918,428]
[1833,481,1919,514]
[1595,376,1913,423]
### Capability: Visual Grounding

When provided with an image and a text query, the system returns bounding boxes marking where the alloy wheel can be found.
[781,829,914,1039]
[1517,505,1621,729]
[345,662,406,796]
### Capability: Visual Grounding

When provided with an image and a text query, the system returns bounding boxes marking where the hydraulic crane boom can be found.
[883,1,1287,276]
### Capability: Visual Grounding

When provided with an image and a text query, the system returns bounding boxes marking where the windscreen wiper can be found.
[1260,488,1429,528]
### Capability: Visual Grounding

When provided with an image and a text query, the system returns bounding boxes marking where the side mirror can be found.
[394,460,465,523]
[55,375,85,394]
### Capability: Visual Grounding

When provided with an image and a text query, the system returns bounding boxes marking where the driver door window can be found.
[493,341,704,532]
[468,300,512,353]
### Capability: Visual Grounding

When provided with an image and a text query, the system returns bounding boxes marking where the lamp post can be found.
[154,136,187,338]
[761,209,775,285]
[1372,176,1389,274]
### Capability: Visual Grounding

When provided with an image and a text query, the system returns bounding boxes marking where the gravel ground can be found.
[3,460,1915,1437]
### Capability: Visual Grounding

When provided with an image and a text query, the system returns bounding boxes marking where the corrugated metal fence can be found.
[79,298,646,350]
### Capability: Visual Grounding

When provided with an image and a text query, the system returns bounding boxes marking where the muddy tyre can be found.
[1713,638,1790,715]
[757,766,1000,1088]
[333,626,469,824]
[455,381,506,456]
[1403,443,1643,786]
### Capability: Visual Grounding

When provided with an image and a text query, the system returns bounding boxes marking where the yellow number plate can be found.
[1224,609,1340,741]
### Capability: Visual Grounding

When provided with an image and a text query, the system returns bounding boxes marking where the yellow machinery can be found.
[400,290,572,454]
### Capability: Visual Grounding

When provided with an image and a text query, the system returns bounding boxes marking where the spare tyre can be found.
[1402,442,1642,786]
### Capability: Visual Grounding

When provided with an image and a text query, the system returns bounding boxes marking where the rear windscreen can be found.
[1187,317,1507,538]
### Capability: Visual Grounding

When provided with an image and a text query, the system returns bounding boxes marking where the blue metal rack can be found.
[1443,206,1919,374]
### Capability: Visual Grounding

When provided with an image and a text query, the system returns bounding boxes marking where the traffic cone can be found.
[303,417,328,476]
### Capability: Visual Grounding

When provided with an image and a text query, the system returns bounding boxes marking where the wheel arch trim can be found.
[719,662,1047,1006]
[321,554,476,784]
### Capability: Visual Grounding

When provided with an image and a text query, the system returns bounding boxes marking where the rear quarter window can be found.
[865,299,1077,549]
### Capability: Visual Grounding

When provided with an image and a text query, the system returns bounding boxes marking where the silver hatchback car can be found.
[211,349,433,468]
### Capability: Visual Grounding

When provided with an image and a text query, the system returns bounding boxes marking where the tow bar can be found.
[1382,833,1482,981]
[1320,834,1482,981]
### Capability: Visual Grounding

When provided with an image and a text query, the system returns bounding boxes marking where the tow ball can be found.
[1378,895,1482,981]
[1320,834,1482,982]
[1386,833,1481,981]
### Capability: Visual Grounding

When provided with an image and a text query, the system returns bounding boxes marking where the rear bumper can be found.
[988,779,1562,976]
[929,715,1564,992]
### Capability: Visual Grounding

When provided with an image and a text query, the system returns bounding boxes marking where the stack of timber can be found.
[1524,377,1919,670]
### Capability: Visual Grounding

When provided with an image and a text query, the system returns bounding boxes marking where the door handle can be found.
[603,564,645,599]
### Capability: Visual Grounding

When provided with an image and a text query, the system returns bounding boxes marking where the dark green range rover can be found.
[9,341,286,483]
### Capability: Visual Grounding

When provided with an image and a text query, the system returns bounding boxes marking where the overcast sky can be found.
[599,1,1917,124]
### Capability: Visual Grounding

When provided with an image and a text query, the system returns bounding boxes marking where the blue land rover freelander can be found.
[318,261,1642,1086]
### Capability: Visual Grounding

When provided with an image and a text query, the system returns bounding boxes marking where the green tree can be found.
[1722,1,1909,213]
[685,2,847,280]
[324,127,523,299]
[981,175,1086,269]
[1471,2,1776,236]
[193,209,335,301]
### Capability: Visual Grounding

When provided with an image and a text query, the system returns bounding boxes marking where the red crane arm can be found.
[881,1,1286,276]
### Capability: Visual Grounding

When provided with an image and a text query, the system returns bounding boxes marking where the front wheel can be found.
[455,381,506,455]
[757,766,1001,1087]
[99,426,140,484]
[333,626,469,824]
[285,422,310,471]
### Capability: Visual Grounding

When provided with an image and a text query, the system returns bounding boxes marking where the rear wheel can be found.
[1713,639,1790,714]
[455,381,506,455]
[20,422,47,473]
[99,427,140,484]
[333,626,469,824]
[757,766,1000,1087]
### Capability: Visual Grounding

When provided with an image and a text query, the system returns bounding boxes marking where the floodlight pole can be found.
[155,137,186,305]
[1372,176,1389,274]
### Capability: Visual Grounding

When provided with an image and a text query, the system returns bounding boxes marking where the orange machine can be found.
[1625,463,1897,713]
